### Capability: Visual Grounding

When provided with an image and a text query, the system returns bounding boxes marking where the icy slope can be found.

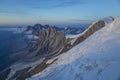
[27,17,120,80]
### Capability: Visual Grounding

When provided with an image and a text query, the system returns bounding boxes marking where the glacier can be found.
[27,17,120,80]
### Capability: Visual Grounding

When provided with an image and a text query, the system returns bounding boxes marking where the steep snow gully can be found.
[28,18,120,80]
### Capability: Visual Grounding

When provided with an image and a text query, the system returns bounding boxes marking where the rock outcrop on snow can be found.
[74,20,105,45]
[61,20,105,53]
[26,27,66,59]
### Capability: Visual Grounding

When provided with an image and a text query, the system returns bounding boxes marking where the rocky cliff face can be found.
[0,18,113,80]
[74,20,105,45]
[61,20,105,53]
[26,27,66,60]
[0,27,66,80]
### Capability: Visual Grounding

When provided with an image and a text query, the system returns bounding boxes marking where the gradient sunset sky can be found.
[0,0,120,26]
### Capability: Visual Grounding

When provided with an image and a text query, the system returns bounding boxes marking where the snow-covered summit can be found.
[27,17,120,80]
[103,16,114,24]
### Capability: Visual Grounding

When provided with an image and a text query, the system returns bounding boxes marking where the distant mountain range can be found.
[25,23,89,35]
[0,23,89,35]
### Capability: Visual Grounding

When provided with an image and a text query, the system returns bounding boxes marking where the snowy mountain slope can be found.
[27,17,120,80]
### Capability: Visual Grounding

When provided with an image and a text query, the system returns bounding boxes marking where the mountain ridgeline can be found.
[25,27,66,59]
[0,17,114,80]
[26,24,87,35]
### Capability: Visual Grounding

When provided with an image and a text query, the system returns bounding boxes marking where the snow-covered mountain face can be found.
[0,17,118,80]
[27,18,120,80]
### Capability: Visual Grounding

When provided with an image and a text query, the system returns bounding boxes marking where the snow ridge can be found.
[27,17,120,80]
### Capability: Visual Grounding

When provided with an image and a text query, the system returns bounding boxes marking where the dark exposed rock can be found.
[24,27,66,60]
[74,20,105,45]
[61,20,105,53]
[14,59,57,80]
[103,16,114,24]
[109,16,114,21]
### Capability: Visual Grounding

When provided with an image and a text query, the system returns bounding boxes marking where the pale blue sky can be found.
[0,0,120,26]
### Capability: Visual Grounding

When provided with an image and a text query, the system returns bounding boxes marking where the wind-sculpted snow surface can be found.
[27,18,120,80]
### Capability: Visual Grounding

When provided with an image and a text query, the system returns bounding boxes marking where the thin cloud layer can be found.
[32,0,84,9]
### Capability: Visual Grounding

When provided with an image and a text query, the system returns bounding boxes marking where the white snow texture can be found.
[27,17,120,80]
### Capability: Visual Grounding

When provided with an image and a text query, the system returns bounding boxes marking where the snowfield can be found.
[27,17,120,80]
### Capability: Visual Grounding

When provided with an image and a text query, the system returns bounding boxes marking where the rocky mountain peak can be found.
[26,26,66,59]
